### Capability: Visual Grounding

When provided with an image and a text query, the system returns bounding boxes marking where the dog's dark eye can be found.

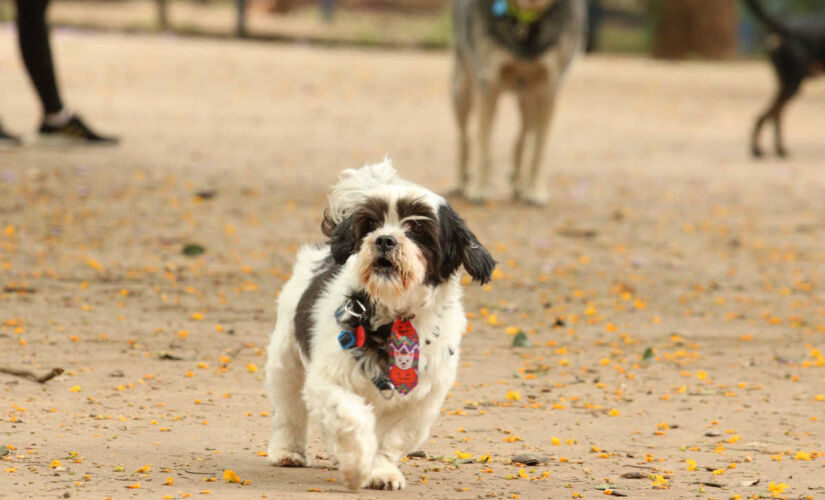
[407,220,430,237]
[365,218,380,233]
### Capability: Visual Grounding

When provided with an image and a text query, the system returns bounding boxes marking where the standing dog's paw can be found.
[267,449,307,467]
[521,188,549,207]
[751,145,764,158]
[463,183,492,204]
[363,464,406,490]
[444,185,467,199]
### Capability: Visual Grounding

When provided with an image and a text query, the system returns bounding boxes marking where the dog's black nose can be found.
[375,235,397,253]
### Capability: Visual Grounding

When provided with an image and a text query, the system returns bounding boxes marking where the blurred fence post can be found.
[157,0,169,31]
[237,0,247,38]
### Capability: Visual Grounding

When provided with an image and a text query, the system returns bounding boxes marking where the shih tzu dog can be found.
[265,159,495,490]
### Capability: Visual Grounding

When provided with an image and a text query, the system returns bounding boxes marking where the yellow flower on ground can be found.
[768,482,789,497]
[506,390,521,401]
[651,474,668,488]
[223,469,241,483]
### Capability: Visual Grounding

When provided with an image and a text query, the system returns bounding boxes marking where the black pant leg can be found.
[16,0,64,114]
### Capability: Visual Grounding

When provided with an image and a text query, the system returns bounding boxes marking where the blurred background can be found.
[0,0,823,58]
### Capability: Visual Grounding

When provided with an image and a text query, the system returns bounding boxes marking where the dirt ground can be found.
[1,27,825,500]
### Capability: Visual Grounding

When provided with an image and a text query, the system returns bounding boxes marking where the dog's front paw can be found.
[522,187,549,206]
[341,465,368,490]
[363,464,406,491]
[267,448,307,467]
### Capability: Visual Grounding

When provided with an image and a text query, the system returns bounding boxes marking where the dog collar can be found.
[493,0,541,23]
[335,297,420,399]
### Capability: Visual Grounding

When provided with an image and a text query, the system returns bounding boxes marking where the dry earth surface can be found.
[1,27,825,500]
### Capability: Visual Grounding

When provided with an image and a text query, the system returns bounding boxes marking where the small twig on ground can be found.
[0,367,64,384]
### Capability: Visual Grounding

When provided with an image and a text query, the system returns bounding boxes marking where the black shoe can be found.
[39,114,119,145]
[0,122,22,147]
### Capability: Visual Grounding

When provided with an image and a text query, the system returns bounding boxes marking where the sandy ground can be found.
[1,27,825,500]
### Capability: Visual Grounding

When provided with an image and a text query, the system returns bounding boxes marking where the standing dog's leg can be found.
[266,328,309,467]
[523,86,555,206]
[751,95,771,158]
[512,91,535,200]
[752,76,802,158]
[366,384,451,490]
[466,82,500,203]
[772,77,803,158]
[304,375,377,490]
[451,58,474,195]
[753,46,806,158]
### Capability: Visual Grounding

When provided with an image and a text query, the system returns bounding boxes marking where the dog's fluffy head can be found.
[321,159,494,301]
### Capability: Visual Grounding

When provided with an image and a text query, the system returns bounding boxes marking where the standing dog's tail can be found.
[743,0,816,50]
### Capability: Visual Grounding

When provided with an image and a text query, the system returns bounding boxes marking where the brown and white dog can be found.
[265,160,494,490]
[451,0,585,204]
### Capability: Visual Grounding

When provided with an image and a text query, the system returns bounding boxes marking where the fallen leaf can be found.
[182,244,206,257]
[512,332,530,348]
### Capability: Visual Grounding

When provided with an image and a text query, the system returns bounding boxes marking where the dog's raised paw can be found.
[267,449,307,467]
[363,465,406,490]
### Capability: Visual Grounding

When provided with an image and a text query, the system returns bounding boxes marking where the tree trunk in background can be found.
[157,0,169,31]
[652,0,737,59]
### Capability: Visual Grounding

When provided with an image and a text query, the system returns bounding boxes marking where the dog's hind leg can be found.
[753,46,805,158]
[304,377,376,490]
[523,87,555,206]
[752,75,802,158]
[772,76,803,157]
[451,58,473,195]
[265,327,309,467]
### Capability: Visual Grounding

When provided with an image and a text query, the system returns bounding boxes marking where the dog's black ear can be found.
[437,204,495,284]
[322,211,355,265]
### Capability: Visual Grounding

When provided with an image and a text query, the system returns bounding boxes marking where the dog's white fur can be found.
[265,160,479,490]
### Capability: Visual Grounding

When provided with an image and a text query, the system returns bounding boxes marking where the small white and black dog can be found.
[265,160,494,490]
